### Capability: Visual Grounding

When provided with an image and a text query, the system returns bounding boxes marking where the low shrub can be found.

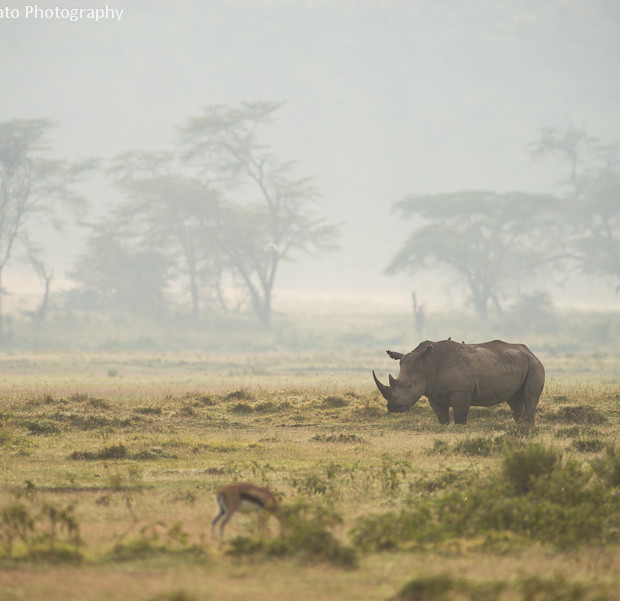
[146,592,198,601]
[414,468,476,494]
[351,442,620,552]
[224,390,254,402]
[454,436,496,457]
[546,405,608,425]
[227,402,254,414]
[390,573,613,601]
[390,573,457,600]
[322,396,349,408]
[380,456,410,496]
[226,500,357,568]
[311,433,364,444]
[69,444,128,461]
[0,486,82,560]
[592,443,620,487]
[22,420,61,435]
[554,425,598,438]
[254,401,279,413]
[426,439,450,455]
[570,438,606,453]
[501,442,561,495]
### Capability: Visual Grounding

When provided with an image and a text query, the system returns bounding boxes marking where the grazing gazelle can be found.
[211,482,279,539]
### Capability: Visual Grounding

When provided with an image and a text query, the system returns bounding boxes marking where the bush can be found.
[351,442,620,552]
[570,438,606,453]
[227,402,254,414]
[592,443,620,487]
[454,436,496,457]
[0,486,82,560]
[546,405,608,425]
[390,573,614,601]
[69,444,128,461]
[322,396,349,408]
[426,439,450,455]
[22,420,61,435]
[501,443,561,495]
[226,500,357,568]
[390,574,456,600]
[311,433,364,444]
[224,390,253,402]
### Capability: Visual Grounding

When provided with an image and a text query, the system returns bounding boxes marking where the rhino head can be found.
[372,344,433,412]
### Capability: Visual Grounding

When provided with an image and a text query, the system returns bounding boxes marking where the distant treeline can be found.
[0,111,618,344]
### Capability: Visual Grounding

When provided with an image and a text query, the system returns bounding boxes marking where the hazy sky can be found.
[2,0,619,311]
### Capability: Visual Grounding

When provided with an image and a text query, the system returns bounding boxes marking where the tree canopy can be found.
[386,191,560,319]
[0,119,94,336]
[73,103,340,325]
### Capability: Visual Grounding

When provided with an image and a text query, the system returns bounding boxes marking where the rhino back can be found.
[427,340,539,406]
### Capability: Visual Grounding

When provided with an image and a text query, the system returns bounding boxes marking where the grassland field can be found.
[0,350,619,601]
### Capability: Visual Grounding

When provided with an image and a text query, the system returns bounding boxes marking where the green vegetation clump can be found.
[322,396,349,408]
[69,444,128,461]
[311,433,364,444]
[546,404,608,425]
[226,500,357,568]
[592,443,620,487]
[501,442,561,494]
[224,390,254,402]
[570,437,606,453]
[227,402,254,414]
[0,485,82,561]
[352,442,620,552]
[453,435,497,457]
[21,420,61,435]
[108,522,207,563]
[391,573,614,601]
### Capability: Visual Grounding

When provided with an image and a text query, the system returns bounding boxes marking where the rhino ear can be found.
[386,350,404,360]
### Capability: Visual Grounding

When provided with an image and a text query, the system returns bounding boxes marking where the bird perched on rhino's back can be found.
[373,338,544,425]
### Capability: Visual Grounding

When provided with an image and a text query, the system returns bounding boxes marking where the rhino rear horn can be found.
[373,370,392,400]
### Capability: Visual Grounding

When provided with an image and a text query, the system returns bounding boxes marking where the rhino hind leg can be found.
[507,390,539,424]
[507,398,525,422]
[508,364,544,424]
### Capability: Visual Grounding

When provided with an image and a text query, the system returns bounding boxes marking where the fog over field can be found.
[1,0,619,349]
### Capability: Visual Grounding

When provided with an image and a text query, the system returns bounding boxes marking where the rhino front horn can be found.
[373,370,392,400]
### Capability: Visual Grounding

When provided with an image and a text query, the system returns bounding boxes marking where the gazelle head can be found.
[211,482,279,539]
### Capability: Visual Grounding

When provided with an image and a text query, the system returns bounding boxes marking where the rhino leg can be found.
[507,398,525,422]
[522,399,537,424]
[428,399,451,425]
[508,369,543,424]
[450,392,472,425]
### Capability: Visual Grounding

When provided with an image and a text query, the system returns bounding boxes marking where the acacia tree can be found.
[69,225,169,320]
[386,191,560,320]
[530,126,620,292]
[108,151,228,321]
[0,119,93,336]
[179,102,339,325]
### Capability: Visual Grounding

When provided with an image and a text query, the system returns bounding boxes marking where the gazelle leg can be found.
[211,496,228,538]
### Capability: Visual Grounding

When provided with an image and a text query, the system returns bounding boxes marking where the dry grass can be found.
[0,351,619,600]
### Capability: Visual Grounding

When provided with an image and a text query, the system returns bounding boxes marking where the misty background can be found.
[1,0,619,353]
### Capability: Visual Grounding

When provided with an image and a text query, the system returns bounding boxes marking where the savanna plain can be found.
[0,350,619,601]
